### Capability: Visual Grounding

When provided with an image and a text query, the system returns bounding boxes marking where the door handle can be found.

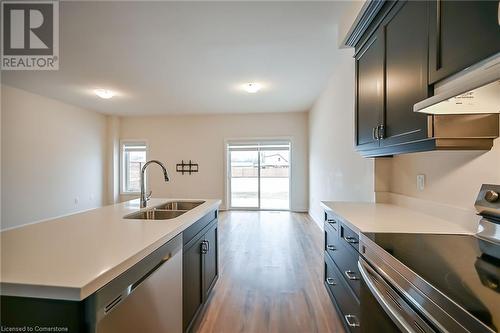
[372,127,377,141]
[378,124,385,140]
[497,1,500,26]
[201,240,209,254]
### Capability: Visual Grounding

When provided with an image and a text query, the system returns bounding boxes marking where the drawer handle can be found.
[326,244,337,251]
[344,314,360,327]
[344,270,359,280]
[343,236,358,244]
[327,219,337,225]
[326,277,336,286]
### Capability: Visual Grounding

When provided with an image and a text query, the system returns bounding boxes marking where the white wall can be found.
[1,86,108,229]
[119,112,309,211]
[375,122,500,227]
[308,48,374,226]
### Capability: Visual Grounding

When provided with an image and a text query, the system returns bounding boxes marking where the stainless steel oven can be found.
[358,184,500,333]
[359,231,498,333]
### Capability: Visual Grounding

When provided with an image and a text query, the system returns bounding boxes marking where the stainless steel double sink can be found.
[124,201,205,220]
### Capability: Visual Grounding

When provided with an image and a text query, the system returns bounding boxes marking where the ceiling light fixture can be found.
[243,83,262,93]
[94,89,115,99]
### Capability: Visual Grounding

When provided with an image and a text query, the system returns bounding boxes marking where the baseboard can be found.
[291,209,309,213]
[221,208,308,213]
[308,211,324,231]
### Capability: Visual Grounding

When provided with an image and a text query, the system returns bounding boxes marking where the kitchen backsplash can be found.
[374,117,500,230]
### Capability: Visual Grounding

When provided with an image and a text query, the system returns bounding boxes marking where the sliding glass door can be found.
[228,141,290,210]
[229,148,259,208]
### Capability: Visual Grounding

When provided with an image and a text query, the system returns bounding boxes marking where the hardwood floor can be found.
[195,211,345,333]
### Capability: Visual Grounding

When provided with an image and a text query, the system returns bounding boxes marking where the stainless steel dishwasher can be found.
[86,234,182,333]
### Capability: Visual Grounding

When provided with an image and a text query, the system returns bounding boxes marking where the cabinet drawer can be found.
[324,223,338,258]
[325,230,360,298]
[324,212,339,231]
[340,223,359,252]
[324,254,361,332]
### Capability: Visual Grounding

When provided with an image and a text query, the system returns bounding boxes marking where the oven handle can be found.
[358,259,418,333]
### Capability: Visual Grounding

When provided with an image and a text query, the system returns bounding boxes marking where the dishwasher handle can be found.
[102,250,177,316]
[89,234,183,324]
[130,253,172,292]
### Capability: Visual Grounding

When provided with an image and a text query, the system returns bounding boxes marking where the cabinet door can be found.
[355,31,384,152]
[202,221,218,301]
[183,235,204,332]
[429,0,500,83]
[381,0,430,147]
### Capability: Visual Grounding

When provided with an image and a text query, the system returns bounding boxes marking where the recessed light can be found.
[94,89,115,99]
[243,83,262,93]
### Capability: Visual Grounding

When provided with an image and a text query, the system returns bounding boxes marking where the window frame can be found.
[120,140,149,195]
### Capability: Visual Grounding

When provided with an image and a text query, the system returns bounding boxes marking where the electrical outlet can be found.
[417,174,425,191]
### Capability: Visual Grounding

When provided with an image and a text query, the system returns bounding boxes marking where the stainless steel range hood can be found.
[414,54,500,115]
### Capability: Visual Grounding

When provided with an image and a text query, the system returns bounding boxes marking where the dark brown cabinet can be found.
[429,1,500,83]
[381,0,429,148]
[183,234,204,332]
[324,211,362,332]
[353,0,499,157]
[355,1,430,156]
[201,222,218,301]
[355,32,384,152]
[183,211,219,333]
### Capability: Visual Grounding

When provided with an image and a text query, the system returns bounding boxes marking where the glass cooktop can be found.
[363,232,500,332]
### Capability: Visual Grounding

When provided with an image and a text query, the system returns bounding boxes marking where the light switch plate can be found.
[417,174,425,191]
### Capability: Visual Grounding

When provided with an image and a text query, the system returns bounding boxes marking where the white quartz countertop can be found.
[0,198,221,301]
[321,201,472,234]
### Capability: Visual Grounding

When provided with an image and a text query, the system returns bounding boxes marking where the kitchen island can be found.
[1,198,221,332]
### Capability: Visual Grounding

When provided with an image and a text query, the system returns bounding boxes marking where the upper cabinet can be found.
[355,31,384,152]
[351,0,499,157]
[380,1,430,148]
[429,1,500,83]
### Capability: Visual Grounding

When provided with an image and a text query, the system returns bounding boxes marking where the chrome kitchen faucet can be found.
[140,160,169,208]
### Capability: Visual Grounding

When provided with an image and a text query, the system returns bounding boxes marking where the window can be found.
[121,141,147,193]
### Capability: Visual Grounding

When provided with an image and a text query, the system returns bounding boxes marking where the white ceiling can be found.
[2,1,345,116]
